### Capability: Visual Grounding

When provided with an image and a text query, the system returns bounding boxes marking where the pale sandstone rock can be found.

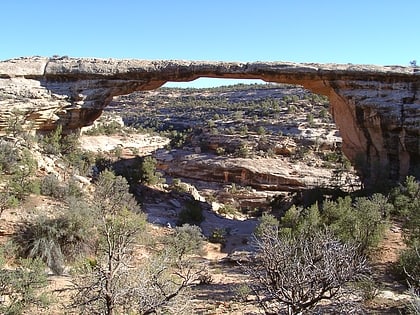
[156,150,348,191]
[0,56,419,182]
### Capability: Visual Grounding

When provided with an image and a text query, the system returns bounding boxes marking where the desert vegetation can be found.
[112,84,336,161]
[244,227,369,314]
[0,83,418,314]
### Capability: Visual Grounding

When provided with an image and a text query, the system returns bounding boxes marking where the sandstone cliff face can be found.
[0,56,419,182]
[155,150,343,191]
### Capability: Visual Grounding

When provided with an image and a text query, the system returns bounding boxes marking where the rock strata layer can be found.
[0,56,419,182]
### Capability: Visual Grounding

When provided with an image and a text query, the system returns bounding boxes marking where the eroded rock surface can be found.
[1,56,419,181]
[156,150,343,191]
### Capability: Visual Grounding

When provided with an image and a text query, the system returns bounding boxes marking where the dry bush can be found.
[243,227,369,314]
[70,171,205,315]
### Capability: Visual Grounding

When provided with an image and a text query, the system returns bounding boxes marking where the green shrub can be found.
[391,176,420,243]
[319,108,329,120]
[0,190,19,218]
[13,202,94,275]
[112,146,123,158]
[256,126,266,135]
[168,129,188,148]
[140,156,163,185]
[391,177,420,288]
[28,179,41,195]
[83,120,123,136]
[234,284,252,302]
[276,203,323,238]
[306,113,315,127]
[0,253,49,315]
[178,200,204,226]
[0,141,19,174]
[39,125,80,156]
[4,110,25,138]
[94,170,141,215]
[94,154,113,173]
[59,132,80,155]
[209,228,227,246]
[66,179,83,198]
[292,145,310,161]
[39,125,63,155]
[218,204,237,216]
[254,213,279,239]
[40,175,83,200]
[294,203,322,233]
[215,147,225,156]
[287,104,297,114]
[277,194,390,254]
[170,179,191,194]
[234,144,250,158]
[324,195,389,253]
[353,278,381,301]
[64,150,95,176]
[166,224,205,257]
[8,149,38,199]
[40,174,67,199]
[395,242,420,288]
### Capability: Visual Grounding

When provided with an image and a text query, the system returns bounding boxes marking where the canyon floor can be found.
[0,175,410,315]
[79,83,413,313]
[76,131,411,314]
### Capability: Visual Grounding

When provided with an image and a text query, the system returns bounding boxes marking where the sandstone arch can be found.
[1,57,419,183]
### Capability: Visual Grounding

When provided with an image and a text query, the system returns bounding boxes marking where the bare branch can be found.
[242,229,369,314]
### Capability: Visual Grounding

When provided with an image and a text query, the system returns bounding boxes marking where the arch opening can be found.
[163,78,267,89]
[106,80,361,206]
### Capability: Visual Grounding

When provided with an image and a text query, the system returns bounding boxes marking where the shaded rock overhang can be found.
[1,56,419,183]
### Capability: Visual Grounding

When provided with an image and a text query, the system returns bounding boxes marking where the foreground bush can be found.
[139,156,163,185]
[178,199,204,226]
[243,225,369,314]
[0,141,19,174]
[13,199,94,275]
[323,194,391,253]
[70,172,204,315]
[391,176,420,288]
[277,194,390,254]
[40,174,67,199]
[69,171,206,314]
[396,243,420,288]
[7,148,38,199]
[39,125,79,156]
[0,252,49,315]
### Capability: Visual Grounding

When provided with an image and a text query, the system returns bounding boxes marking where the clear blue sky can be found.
[2,1,419,87]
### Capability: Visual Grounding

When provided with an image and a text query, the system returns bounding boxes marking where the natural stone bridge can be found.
[1,57,419,183]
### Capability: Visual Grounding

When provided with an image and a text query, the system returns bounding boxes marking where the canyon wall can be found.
[0,57,419,182]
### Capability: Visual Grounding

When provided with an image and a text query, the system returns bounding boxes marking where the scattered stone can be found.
[222,248,254,264]
[377,290,412,301]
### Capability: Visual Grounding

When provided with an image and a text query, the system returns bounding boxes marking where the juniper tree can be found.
[71,171,204,315]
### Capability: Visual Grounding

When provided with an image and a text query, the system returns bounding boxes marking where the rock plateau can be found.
[0,56,419,183]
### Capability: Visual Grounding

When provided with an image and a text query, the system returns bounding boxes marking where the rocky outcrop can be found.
[0,56,419,182]
[156,150,356,191]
